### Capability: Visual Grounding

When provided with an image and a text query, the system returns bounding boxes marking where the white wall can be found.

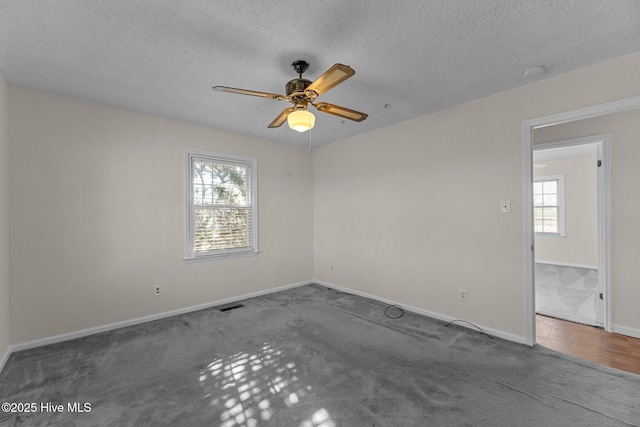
[8,87,314,344]
[534,109,640,334]
[313,52,640,339]
[0,73,10,366]
[534,156,598,267]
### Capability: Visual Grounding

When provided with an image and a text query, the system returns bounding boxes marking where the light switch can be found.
[500,200,511,213]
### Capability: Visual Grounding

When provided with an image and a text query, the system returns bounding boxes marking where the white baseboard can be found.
[613,324,640,340]
[10,280,312,354]
[313,279,527,345]
[4,278,637,377]
[535,260,598,270]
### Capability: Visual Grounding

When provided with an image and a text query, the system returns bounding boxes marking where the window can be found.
[185,149,258,260]
[533,174,565,236]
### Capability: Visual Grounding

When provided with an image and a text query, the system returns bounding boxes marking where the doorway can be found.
[521,96,640,346]
[532,137,607,329]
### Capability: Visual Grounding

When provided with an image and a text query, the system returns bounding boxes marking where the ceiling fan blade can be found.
[212,86,286,100]
[314,102,368,122]
[268,107,295,128]
[306,64,355,96]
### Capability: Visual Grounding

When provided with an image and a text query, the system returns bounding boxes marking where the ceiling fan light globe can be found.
[287,109,315,132]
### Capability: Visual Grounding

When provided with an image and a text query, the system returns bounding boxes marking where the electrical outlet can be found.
[460,289,468,302]
[154,285,161,296]
[500,200,511,213]
[330,264,334,271]
[272,266,277,275]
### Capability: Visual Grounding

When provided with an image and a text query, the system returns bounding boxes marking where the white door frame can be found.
[533,134,611,329]
[522,95,640,346]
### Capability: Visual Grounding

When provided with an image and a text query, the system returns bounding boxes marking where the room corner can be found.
[0,71,11,372]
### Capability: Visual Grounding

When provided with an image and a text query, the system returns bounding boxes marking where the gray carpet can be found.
[535,263,601,326]
[1,284,638,426]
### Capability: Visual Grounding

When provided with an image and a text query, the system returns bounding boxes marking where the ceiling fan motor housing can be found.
[286,78,312,98]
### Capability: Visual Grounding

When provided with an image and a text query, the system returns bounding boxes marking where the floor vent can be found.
[219,303,245,312]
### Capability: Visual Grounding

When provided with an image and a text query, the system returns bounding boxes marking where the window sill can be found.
[183,250,260,263]
[535,233,566,239]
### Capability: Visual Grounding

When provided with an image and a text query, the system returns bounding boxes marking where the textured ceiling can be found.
[1,1,639,147]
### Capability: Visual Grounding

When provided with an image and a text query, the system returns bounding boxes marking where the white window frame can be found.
[533,174,566,237]
[184,149,259,261]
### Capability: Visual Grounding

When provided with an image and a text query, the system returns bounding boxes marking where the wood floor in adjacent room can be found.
[536,314,640,375]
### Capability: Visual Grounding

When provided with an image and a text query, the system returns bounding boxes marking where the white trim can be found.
[534,135,603,151]
[613,324,640,340]
[522,96,640,345]
[183,148,259,261]
[314,280,527,344]
[525,96,640,130]
[522,122,536,346]
[535,260,598,270]
[9,280,312,354]
[534,234,566,239]
[598,138,614,331]
[183,250,259,263]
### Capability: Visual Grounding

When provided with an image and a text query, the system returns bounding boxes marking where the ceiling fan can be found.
[213,60,368,132]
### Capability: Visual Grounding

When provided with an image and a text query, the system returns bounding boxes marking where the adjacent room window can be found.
[533,174,565,236]
[185,149,258,260]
